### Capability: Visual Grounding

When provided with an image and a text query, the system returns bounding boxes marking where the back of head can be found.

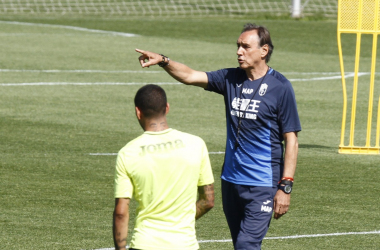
[242,23,274,63]
[134,84,167,118]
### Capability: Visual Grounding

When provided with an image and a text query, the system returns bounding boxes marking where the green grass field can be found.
[1,15,380,249]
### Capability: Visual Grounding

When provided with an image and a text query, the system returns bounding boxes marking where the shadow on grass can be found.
[299,144,335,149]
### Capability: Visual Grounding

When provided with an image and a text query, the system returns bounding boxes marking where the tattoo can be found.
[196,184,215,220]
[116,238,127,248]
[115,239,127,249]
[114,234,127,249]
[113,198,130,250]
[148,121,167,131]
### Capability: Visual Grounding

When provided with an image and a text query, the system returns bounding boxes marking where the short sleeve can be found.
[206,69,228,95]
[278,81,302,134]
[197,139,214,186]
[114,152,133,198]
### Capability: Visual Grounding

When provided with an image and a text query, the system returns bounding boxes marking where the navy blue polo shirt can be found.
[206,67,301,187]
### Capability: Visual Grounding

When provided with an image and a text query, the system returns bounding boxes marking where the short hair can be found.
[241,23,274,63]
[134,84,167,118]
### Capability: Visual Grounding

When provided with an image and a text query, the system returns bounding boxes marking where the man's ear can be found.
[135,106,142,120]
[165,103,170,115]
[261,44,269,59]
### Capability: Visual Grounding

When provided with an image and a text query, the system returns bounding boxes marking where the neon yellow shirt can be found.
[114,128,214,250]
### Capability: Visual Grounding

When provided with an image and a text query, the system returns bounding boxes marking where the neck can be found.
[142,117,169,132]
[246,64,269,81]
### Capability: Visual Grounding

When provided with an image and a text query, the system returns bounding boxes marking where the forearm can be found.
[274,133,298,219]
[196,199,211,219]
[113,198,130,250]
[282,132,299,179]
[113,213,129,249]
[195,184,215,220]
[163,60,208,88]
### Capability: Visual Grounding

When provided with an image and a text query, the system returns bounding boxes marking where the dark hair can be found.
[134,84,167,118]
[242,23,274,63]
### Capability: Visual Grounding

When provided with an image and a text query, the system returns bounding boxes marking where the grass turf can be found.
[0,16,380,249]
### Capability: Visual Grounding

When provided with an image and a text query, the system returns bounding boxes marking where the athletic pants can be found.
[222,179,277,250]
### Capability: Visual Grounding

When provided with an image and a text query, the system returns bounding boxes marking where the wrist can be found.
[278,177,293,194]
[280,176,294,182]
[158,54,170,67]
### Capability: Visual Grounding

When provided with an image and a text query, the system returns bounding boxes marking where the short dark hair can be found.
[242,23,274,63]
[134,84,167,118]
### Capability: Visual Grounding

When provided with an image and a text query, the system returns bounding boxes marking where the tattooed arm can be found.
[195,184,215,220]
[113,198,130,250]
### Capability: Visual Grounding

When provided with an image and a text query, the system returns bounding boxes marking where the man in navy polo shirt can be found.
[136,23,301,250]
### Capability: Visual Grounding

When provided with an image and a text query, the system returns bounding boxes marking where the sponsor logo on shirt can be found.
[139,139,184,156]
[231,97,260,120]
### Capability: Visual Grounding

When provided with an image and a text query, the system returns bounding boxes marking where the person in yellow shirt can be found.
[113,84,215,250]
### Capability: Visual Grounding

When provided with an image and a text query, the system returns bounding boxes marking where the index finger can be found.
[135,48,145,54]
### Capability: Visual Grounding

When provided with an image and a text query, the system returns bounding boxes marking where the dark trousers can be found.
[222,179,277,250]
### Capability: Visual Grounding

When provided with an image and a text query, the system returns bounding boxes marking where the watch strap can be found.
[279,179,293,186]
[158,54,170,67]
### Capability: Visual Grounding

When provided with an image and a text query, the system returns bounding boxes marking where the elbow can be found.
[206,197,215,211]
[113,210,128,221]
[294,139,299,150]
[208,199,215,210]
[114,213,125,220]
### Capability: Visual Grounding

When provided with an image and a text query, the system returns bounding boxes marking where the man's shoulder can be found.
[170,129,205,144]
[268,69,291,85]
[118,133,146,153]
[207,67,244,76]
[118,129,206,156]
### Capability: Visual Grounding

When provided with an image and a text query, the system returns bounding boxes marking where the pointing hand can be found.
[135,48,161,68]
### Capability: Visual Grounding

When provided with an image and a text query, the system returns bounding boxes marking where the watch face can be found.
[284,185,292,194]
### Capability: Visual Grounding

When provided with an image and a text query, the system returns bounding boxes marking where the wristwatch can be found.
[158,54,170,67]
[278,179,293,194]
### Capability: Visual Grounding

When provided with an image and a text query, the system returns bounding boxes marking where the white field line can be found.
[0,70,373,77]
[0,71,376,87]
[89,152,225,156]
[0,20,138,37]
[264,230,380,240]
[198,230,380,242]
[0,69,161,73]
[90,230,380,249]
[0,82,181,86]
[289,72,370,82]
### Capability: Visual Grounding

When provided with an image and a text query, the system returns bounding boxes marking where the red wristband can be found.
[281,177,294,182]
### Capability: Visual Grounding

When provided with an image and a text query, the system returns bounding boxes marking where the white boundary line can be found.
[89,152,225,156]
[91,230,380,249]
[289,72,370,82]
[0,71,376,86]
[0,20,139,37]
[264,230,380,240]
[0,69,162,73]
[89,153,118,156]
[0,82,181,86]
[0,69,350,74]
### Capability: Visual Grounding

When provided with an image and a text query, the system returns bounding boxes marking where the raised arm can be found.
[135,48,208,88]
[113,198,130,250]
[273,131,298,219]
[195,183,215,220]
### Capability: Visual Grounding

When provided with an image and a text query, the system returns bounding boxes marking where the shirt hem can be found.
[221,176,274,187]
